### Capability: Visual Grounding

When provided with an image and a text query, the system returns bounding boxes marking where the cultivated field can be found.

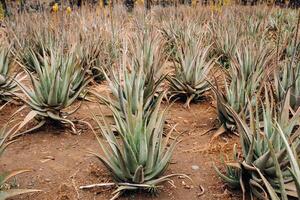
[0,4,299,200]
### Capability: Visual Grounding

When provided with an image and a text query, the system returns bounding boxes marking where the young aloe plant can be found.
[94,42,162,120]
[274,54,300,111]
[0,47,21,104]
[94,63,160,123]
[210,41,273,136]
[243,15,264,38]
[159,21,186,62]
[167,36,214,108]
[0,121,40,199]
[82,82,189,199]
[75,39,106,83]
[210,21,240,68]
[130,27,167,97]
[214,91,300,200]
[16,46,91,135]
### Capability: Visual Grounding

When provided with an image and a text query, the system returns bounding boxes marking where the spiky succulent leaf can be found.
[0,46,21,103]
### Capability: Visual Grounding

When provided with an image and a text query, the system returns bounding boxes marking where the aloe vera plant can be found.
[214,91,300,199]
[160,21,186,61]
[76,39,106,83]
[284,40,300,61]
[0,47,20,103]
[211,42,273,134]
[274,60,300,110]
[243,15,264,38]
[167,36,214,108]
[94,40,163,119]
[16,46,91,135]
[210,21,240,68]
[83,84,189,199]
[94,62,159,121]
[0,121,39,199]
[274,22,300,111]
[130,28,166,96]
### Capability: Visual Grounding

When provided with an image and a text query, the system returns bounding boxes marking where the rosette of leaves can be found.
[210,21,240,68]
[167,36,214,108]
[210,42,273,135]
[243,15,264,38]
[16,47,91,135]
[277,124,300,199]
[83,88,189,199]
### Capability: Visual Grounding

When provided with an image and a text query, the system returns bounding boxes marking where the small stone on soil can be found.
[192,165,200,170]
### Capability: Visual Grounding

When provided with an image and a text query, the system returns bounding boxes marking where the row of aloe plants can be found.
[153,6,300,200]
[209,9,300,200]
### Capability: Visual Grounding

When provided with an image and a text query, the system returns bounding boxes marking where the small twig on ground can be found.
[198,185,205,197]
[79,183,116,190]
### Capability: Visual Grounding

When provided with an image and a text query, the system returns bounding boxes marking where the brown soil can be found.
[0,85,242,200]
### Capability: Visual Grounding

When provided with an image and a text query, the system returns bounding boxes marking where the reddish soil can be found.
[0,85,242,200]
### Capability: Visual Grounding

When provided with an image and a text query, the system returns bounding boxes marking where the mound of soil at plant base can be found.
[0,88,242,200]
